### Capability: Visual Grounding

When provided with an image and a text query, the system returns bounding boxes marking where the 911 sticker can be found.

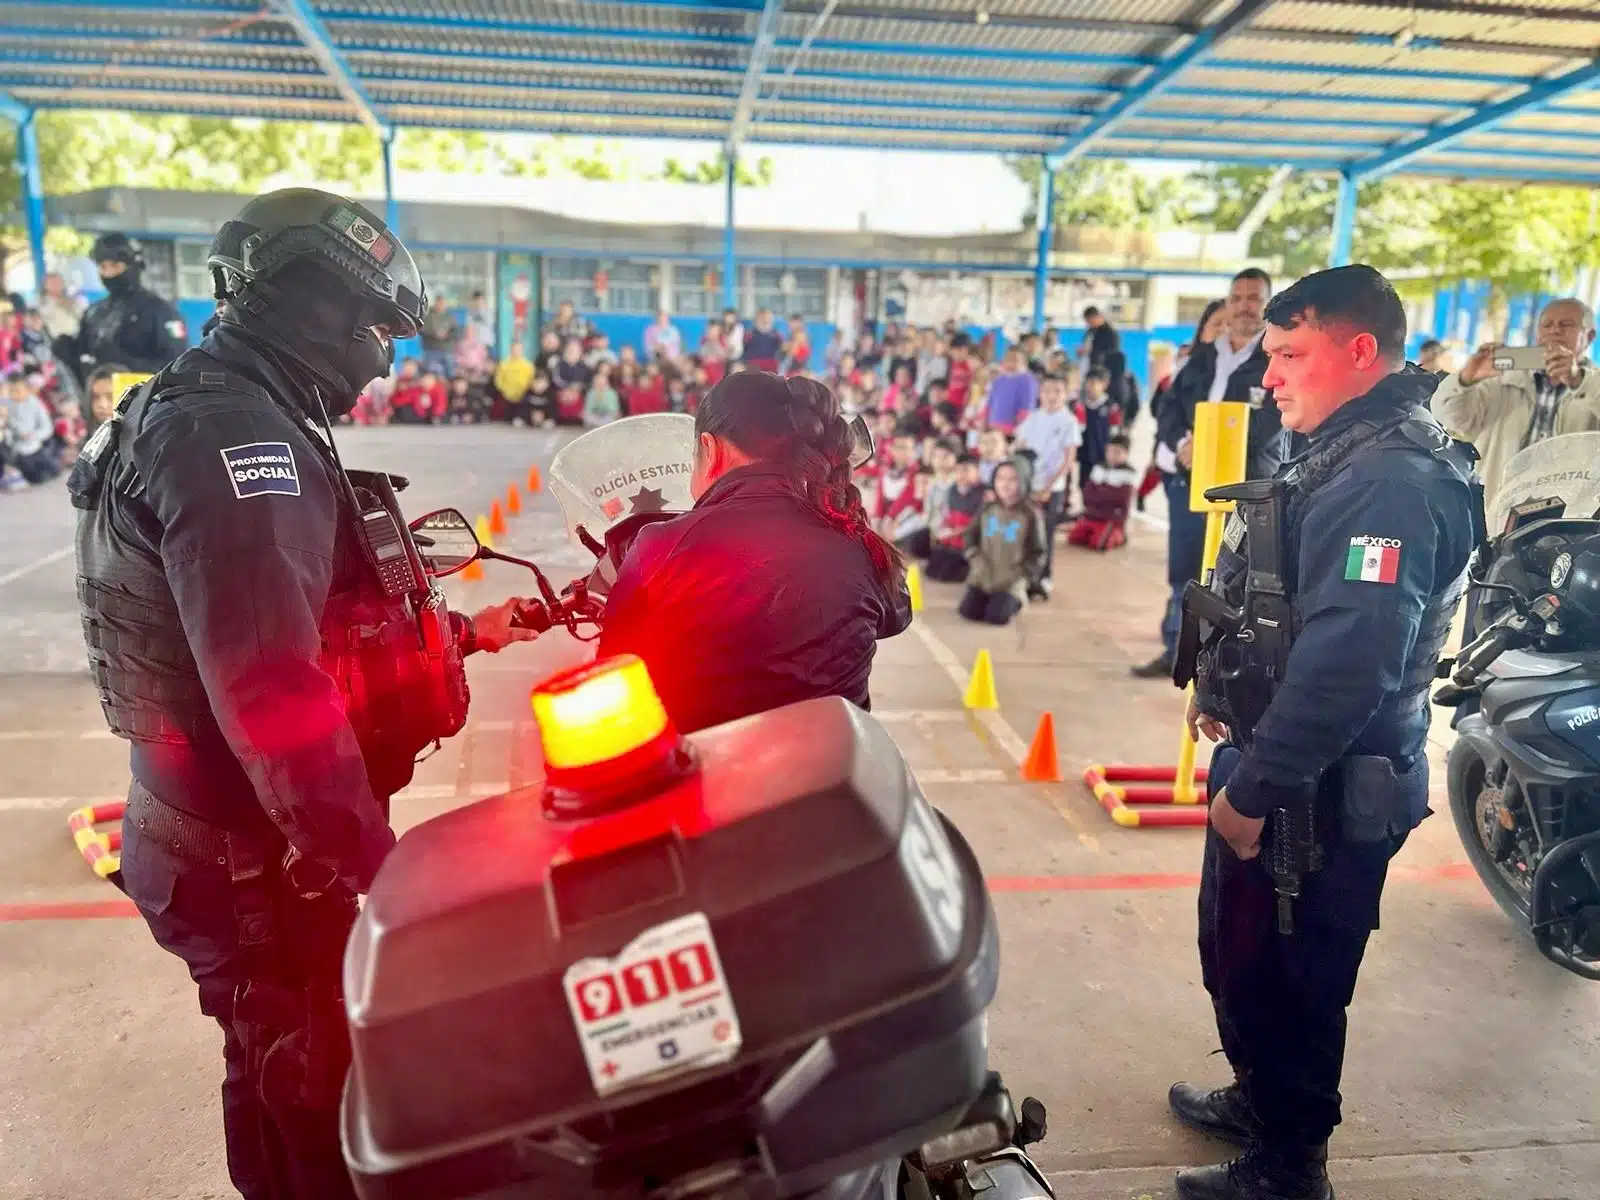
[221,442,300,499]
[562,912,742,1098]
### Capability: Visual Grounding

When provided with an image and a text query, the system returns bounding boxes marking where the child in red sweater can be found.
[1067,434,1138,551]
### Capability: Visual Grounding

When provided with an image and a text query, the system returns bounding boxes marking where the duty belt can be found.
[125,786,282,868]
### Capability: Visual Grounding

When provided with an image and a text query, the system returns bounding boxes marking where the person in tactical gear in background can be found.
[70,188,534,1200]
[64,232,191,384]
[1168,266,1479,1200]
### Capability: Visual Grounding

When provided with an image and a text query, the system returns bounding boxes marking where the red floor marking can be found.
[0,864,1482,922]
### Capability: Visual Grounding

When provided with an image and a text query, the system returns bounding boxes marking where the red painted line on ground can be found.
[0,864,1482,923]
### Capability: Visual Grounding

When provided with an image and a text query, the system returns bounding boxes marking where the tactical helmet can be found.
[207,188,426,338]
[90,232,145,269]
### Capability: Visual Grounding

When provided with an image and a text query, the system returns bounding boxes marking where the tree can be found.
[1009,157,1204,232]
[657,152,776,186]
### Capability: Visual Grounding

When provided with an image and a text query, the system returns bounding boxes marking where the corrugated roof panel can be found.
[1121,117,1397,145]
[1,34,322,75]
[1097,135,1349,162]
[0,62,338,98]
[1414,150,1600,180]
[1546,92,1600,114]
[1461,131,1600,157]
[347,52,737,95]
[775,46,1128,85]
[1501,113,1600,139]
[784,15,1163,59]
[383,101,726,137]
[4,2,301,44]
[811,0,1195,22]
[1145,94,1465,122]
[752,119,1050,150]
[769,76,1099,112]
[20,85,353,120]
[1222,34,1572,77]
[312,0,754,36]
[368,77,733,119]
[1183,64,1511,103]
[1263,0,1600,44]
[759,99,1069,136]
[322,19,747,70]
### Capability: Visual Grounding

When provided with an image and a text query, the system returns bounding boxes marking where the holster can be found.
[1331,755,1430,843]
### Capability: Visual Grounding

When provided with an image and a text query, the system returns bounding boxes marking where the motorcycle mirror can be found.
[408,507,480,577]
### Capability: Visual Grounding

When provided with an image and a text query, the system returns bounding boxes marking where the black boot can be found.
[1130,652,1174,679]
[1175,1142,1334,1200]
[1168,1081,1259,1146]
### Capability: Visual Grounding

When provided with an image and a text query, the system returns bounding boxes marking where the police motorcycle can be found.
[1433,431,1600,981]
[361,415,1056,1200]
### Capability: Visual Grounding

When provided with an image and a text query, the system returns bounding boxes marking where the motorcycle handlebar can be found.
[511,587,604,635]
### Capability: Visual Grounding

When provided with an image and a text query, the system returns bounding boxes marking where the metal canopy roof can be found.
[6,0,1600,185]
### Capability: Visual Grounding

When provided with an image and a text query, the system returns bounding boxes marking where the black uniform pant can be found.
[1200,748,1405,1148]
[120,786,359,1200]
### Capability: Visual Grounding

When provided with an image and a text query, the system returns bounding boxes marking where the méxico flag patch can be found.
[327,206,395,266]
[1345,536,1400,584]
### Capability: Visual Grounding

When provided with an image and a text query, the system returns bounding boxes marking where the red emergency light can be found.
[530,654,694,816]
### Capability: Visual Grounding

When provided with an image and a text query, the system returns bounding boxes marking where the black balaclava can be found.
[227,259,394,418]
[93,235,143,298]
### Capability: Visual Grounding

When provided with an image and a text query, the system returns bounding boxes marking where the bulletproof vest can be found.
[70,364,466,797]
[1283,406,1479,709]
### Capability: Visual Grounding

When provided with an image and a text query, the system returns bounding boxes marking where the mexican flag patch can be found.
[327,206,395,266]
[1345,536,1400,584]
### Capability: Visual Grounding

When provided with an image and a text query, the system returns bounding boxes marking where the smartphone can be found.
[1492,345,1546,372]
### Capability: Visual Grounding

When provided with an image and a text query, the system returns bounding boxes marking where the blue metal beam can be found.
[267,0,389,137]
[1033,160,1053,334]
[381,130,398,235]
[1329,170,1356,267]
[727,0,784,154]
[723,156,738,311]
[1048,0,1274,168]
[1352,59,1600,179]
[6,97,49,301]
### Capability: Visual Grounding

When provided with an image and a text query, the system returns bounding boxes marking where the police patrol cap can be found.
[208,188,427,337]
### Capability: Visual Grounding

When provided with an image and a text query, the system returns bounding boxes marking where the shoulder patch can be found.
[1344,535,1401,584]
[164,319,187,340]
[221,442,300,499]
[1247,386,1266,409]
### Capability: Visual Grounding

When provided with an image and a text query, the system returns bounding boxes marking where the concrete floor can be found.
[0,424,1596,1200]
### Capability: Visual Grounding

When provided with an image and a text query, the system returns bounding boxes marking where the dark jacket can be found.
[596,463,912,734]
[1154,336,1286,482]
[70,325,396,891]
[73,281,189,383]
[1202,369,1476,821]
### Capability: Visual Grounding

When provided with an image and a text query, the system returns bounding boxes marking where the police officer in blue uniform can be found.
[1167,266,1480,1199]
[68,232,192,383]
[70,189,530,1199]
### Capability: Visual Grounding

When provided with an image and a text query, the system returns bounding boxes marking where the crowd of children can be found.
[849,325,1141,627]
[0,292,102,494]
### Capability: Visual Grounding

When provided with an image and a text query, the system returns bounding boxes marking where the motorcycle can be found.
[374,416,1057,1200]
[1433,432,1600,981]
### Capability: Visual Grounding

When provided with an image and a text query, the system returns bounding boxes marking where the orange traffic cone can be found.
[506,485,522,515]
[527,465,543,493]
[1022,713,1061,783]
[461,557,484,582]
[489,501,507,536]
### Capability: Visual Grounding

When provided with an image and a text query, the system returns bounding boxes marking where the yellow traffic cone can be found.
[964,649,998,710]
[474,514,494,551]
[906,563,924,613]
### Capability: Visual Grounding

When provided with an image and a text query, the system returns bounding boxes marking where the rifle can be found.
[1177,479,1319,934]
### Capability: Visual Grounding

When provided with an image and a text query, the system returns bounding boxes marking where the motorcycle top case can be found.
[341,697,1000,1200]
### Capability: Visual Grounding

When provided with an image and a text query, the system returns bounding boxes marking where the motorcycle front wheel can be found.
[1447,737,1537,934]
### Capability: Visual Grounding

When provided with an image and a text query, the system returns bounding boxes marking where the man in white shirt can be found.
[1013,373,1083,598]
[1137,268,1285,679]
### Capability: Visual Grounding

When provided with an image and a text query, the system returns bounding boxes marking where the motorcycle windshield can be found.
[1487,431,1600,536]
[548,414,697,547]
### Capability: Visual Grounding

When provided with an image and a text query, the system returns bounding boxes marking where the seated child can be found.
[1068,433,1139,551]
[959,458,1046,626]
[873,423,924,542]
[927,451,985,583]
[900,437,959,560]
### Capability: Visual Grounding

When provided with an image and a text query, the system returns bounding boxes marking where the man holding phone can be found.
[1431,297,1600,511]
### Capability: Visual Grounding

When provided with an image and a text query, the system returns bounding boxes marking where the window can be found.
[1175,294,1219,327]
[745,266,826,321]
[135,238,178,302]
[544,257,659,314]
[176,240,213,300]
[413,249,495,321]
[674,263,724,317]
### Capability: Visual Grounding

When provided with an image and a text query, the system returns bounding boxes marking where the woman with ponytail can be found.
[595,371,912,734]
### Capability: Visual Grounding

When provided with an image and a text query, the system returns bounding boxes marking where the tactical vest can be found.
[70,366,468,798]
[1205,405,1481,732]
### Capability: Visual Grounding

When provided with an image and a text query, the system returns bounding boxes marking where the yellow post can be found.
[1172,402,1250,804]
[110,372,153,402]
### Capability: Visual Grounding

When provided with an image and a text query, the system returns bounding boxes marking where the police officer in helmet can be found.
[70,187,532,1199]
[1169,266,1479,1199]
[68,231,191,384]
